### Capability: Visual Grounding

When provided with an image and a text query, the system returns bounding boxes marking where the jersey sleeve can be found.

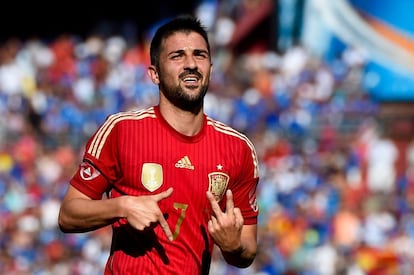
[231,138,260,225]
[70,114,121,199]
[70,160,111,200]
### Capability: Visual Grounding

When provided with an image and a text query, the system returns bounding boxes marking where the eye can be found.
[194,50,209,59]
[171,53,183,60]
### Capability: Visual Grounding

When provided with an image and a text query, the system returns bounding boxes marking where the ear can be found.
[147,65,159,84]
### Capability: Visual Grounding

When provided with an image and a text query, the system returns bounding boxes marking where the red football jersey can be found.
[70,105,260,274]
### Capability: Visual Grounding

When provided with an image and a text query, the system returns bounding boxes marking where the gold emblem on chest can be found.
[141,163,163,192]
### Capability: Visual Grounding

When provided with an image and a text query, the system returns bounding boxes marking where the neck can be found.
[159,100,204,136]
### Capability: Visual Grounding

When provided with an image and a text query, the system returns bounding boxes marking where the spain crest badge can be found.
[208,172,229,201]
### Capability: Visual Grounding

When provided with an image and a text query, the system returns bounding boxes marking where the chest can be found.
[116,132,240,203]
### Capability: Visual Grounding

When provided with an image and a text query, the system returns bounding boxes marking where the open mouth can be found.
[180,70,202,84]
[183,76,199,83]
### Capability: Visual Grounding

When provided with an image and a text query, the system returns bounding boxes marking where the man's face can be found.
[156,31,212,113]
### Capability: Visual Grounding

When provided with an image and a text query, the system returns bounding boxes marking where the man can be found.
[58,15,260,274]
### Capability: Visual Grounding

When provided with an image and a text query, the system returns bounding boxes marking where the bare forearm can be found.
[58,197,124,233]
[221,242,256,268]
[219,224,257,268]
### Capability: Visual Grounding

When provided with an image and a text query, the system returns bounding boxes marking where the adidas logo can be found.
[175,156,194,170]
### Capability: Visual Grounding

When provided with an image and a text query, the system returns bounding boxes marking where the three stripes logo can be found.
[175,155,194,170]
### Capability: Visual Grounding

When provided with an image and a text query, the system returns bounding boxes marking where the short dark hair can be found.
[149,15,211,67]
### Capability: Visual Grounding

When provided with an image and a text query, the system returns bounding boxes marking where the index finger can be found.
[206,191,222,216]
[158,213,173,241]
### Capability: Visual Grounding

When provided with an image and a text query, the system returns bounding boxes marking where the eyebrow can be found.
[168,48,210,56]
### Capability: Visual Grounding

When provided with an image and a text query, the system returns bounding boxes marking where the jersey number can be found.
[172,203,188,240]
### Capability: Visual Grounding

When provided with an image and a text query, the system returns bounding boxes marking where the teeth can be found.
[184,77,197,82]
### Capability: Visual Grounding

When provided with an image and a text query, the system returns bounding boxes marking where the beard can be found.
[159,71,209,115]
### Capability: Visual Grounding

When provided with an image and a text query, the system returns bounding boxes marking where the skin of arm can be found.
[206,189,257,268]
[220,225,257,268]
[58,185,174,241]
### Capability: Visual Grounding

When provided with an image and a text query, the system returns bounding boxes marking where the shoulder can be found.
[206,116,255,147]
[207,116,260,178]
[86,107,157,154]
[107,106,156,122]
[103,107,157,127]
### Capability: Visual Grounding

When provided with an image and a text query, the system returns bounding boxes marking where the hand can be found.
[206,189,244,252]
[124,187,174,241]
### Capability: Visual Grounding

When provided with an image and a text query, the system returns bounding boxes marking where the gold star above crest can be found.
[217,164,223,170]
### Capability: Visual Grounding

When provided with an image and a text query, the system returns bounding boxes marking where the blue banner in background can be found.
[362,61,414,101]
[348,0,414,37]
[347,0,414,101]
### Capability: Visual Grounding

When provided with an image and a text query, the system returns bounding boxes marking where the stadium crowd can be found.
[1,1,414,275]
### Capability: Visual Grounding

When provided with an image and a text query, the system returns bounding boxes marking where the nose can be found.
[184,55,197,69]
